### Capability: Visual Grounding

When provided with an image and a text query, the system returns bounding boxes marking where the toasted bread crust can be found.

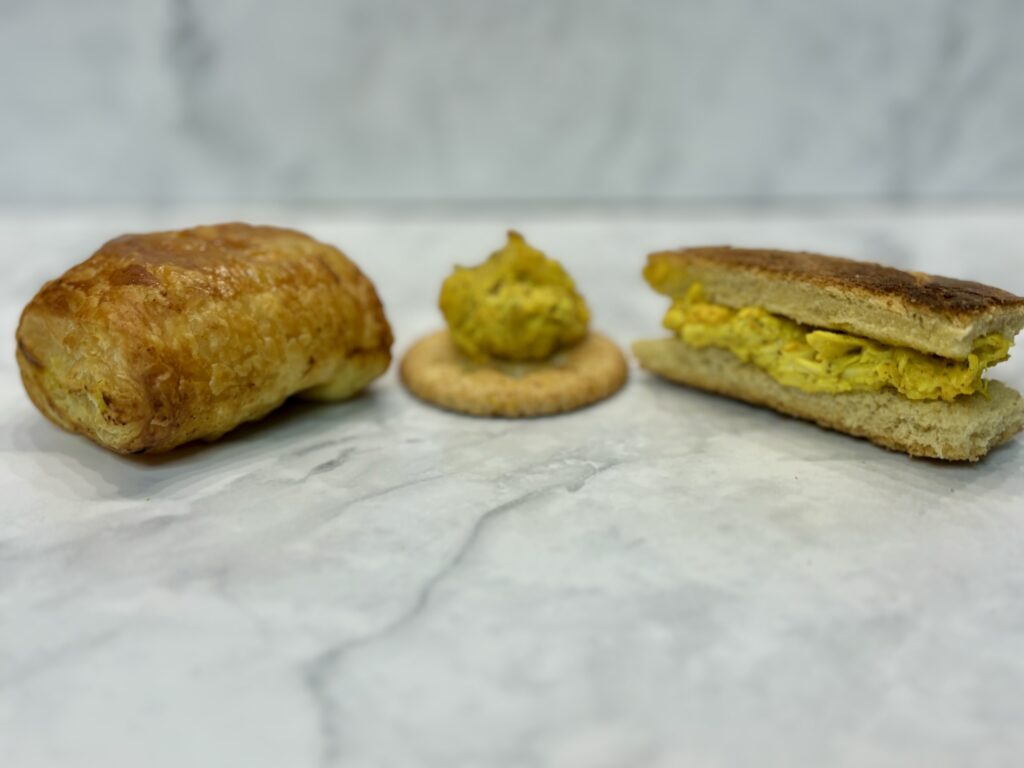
[649,246,1024,316]
[17,223,393,454]
[645,247,1024,359]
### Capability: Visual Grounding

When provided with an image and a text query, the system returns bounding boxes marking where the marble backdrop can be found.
[1,0,1023,203]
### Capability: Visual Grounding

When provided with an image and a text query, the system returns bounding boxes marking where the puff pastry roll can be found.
[16,223,392,454]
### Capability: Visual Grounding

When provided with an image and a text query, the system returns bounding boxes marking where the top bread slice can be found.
[645,246,1024,360]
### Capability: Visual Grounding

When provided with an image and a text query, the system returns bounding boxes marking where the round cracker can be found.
[400,330,628,417]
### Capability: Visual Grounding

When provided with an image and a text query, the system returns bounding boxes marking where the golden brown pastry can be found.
[16,223,392,454]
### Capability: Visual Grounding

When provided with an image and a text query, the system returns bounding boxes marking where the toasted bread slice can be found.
[633,338,1024,461]
[644,247,1024,360]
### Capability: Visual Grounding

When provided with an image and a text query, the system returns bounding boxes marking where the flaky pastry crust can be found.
[17,223,392,454]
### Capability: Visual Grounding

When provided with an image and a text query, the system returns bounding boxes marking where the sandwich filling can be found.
[663,284,1011,401]
[440,231,590,361]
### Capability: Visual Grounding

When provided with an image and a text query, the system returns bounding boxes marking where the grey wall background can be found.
[2,0,1022,205]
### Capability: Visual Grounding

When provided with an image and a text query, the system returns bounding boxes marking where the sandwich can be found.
[632,246,1024,461]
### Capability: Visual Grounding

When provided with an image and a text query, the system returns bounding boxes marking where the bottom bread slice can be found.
[632,337,1024,461]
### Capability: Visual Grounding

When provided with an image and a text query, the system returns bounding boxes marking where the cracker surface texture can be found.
[402,330,627,417]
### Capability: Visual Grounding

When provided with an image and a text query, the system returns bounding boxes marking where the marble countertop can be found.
[3,207,1024,768]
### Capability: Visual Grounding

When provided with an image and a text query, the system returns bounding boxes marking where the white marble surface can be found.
[3,0,1024,203]
[2,207,1024,767]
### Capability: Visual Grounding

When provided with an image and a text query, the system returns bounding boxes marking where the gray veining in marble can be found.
[2,0,1024,204]
[2,207,1024,766]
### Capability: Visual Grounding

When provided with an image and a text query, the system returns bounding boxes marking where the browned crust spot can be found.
[101,223,314,270]
[17,339,43,369]
[648,246,1024,317]
[400,330,628,418]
